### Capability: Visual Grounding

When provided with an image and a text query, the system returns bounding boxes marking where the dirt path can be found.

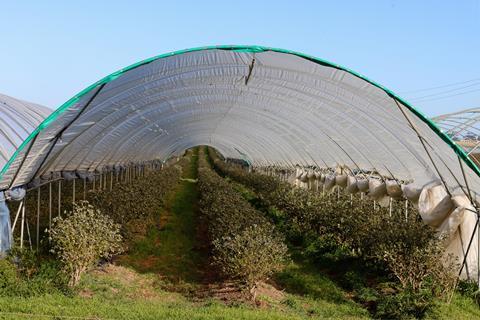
[118,148,210,285]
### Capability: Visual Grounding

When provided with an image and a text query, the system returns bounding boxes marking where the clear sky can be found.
[0,0,478,116]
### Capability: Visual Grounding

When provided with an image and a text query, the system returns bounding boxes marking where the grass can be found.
[2,149,478,319]
[118,150,207,284]
[0,294,326,320]
[224,169,480,320]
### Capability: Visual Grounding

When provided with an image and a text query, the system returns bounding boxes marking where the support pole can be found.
[58,180,62,217]
[83,178,86,200]
[394,99,452,197]
[36,187,40,249]
[457,219,479,279]
[20,201,25,249]
[11,200,23,235]
[72,178,76,204]
[389,198,392,218]
[49,182,52,240]
[110,171,113,191]
[26,213,32,249]
[404,200,408,222]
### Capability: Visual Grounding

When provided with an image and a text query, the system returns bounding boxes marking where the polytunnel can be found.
[0,45,479,280]
[0,92,51,251]
[0,93,51,170]
[433,108,480,167]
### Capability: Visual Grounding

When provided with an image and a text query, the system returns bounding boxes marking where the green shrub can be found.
[208,147,459,317]
[457,280,480,306]
[49,201,123,287]
[212,223,288,293]
[375,288,432,320]
[0,259,18,293]
[197,148,289,298]
[90,165,182,234]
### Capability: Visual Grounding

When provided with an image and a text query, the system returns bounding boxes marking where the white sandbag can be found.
[437,195,471,241]
[62,171,77,181]
[418,182,454,228]
[294,179,301,187]
[444,207,478,280]
[316,173,324,190]
[377,195,391,208]
[335,174,347,188]
[346,176,359,194]
[386,180,403,199]
[307,170,315,180]
[368,179,387,199]
[295,168,302,179]
[357,178,369,192]
[300,171,308,183]
[307,171,316,189]
[402,184,422,205]
[324,174,336,191]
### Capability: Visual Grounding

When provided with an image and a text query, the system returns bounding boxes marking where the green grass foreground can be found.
[0,150,478,319]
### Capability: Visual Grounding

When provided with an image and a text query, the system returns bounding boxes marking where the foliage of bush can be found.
[457,280,480,306]
[375,288,432,320]
[0,250,68,297]
[212,223,288,294]
[91,165,182,235]
[49,201,123,287]
[207,147,459,318]
[197,148,288,294]
[0,259,17,294]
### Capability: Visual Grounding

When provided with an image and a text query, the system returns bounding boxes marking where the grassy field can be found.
[0,150,368,319]
[0,150,478,319]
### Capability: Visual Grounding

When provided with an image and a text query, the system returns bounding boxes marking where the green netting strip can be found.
[2,45,479,187]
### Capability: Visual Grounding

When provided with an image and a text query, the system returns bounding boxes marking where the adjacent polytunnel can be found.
[0,93,51,171]
[0,45,479,279]
[0,92,50,252]
[433,108,480,167]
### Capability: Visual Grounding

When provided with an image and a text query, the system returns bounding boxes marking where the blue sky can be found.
[0,0,478,116]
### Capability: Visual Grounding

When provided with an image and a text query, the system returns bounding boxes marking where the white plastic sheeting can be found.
[0,93,51,171]
[0,46,479,278]
[0,93,50,253]
[1,47,479,194]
